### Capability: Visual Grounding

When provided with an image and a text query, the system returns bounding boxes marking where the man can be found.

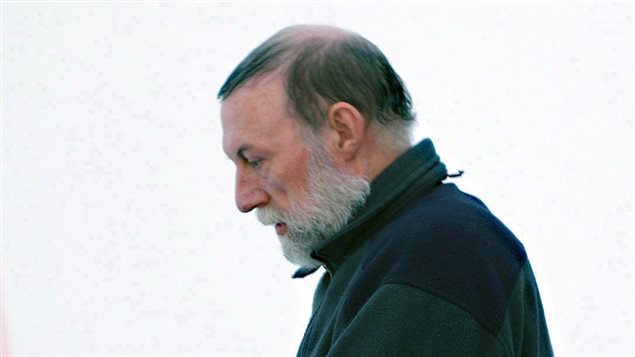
[218,24,553,356]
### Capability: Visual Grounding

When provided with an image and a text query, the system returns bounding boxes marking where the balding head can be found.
[217,24,415,150]
[273,24,355,42]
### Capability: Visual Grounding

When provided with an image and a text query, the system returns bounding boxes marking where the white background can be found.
[1,1,632,356]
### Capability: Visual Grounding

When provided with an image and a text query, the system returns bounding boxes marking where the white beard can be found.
[256,143,370,268]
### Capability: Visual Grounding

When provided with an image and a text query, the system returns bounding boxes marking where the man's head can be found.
[219,25,415,268]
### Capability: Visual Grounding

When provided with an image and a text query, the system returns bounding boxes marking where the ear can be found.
[325,102,367,160]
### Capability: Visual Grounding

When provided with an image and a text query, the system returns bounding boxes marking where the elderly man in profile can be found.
[218,24,553,356]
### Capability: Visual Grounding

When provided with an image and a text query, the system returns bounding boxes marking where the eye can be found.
[246,158,261,168]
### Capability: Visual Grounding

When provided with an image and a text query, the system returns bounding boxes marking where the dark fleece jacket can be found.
[295,139,553,357]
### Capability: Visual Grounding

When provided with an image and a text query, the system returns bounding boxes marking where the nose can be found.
[235,169,270,213]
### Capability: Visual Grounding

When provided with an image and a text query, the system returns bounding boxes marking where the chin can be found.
[278,233,323,269]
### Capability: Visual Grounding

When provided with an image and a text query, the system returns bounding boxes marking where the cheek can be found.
[269,151,312,196]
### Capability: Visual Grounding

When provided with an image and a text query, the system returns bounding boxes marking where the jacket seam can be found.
[376,281,504,340]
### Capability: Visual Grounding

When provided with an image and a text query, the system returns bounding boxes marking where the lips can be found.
[275,222,288,236]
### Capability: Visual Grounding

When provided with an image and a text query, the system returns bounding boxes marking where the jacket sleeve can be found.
[327,283,505,357]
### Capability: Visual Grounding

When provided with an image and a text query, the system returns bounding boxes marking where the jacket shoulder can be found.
[356,183,528,335]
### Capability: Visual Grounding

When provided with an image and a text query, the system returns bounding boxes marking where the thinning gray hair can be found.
[217,25,415,149]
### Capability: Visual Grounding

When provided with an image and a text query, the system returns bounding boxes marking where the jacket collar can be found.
[293,139,448,278]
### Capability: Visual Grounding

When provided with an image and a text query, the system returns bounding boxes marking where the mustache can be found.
[256,206,288,226]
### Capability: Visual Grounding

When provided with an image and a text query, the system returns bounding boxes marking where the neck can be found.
[323,124,411,182]
[366,145,408,182]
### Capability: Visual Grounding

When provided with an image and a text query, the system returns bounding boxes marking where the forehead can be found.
[220,75,301,157]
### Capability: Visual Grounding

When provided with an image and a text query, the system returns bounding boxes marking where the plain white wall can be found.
[2,2,632,356]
